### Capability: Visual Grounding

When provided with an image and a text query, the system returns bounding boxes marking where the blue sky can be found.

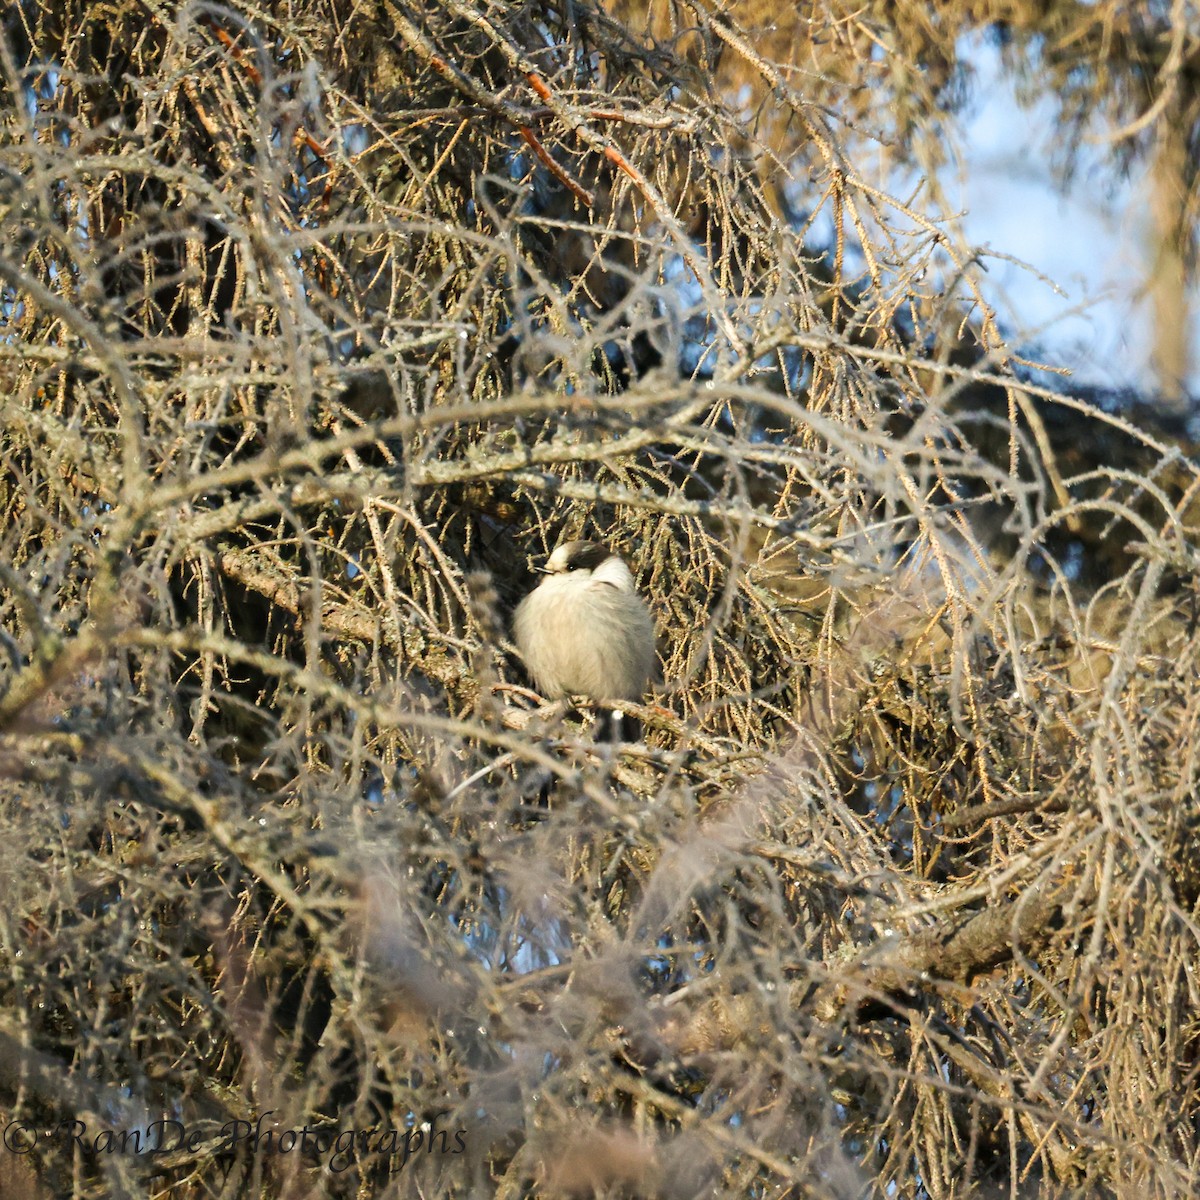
[947,40,1193,394]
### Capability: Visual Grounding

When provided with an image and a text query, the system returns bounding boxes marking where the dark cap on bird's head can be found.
[539,540,612,575]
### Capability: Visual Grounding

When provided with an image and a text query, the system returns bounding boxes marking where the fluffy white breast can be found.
[513,556,655,701]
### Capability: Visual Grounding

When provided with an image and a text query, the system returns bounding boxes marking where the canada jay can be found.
[513,540,656,716]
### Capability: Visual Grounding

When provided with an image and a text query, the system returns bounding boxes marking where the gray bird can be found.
[513,540,657,713]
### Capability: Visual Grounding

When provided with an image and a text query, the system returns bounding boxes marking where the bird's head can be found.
[537,540,633,590]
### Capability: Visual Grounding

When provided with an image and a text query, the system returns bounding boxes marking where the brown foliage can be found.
[1,1,1200,1197]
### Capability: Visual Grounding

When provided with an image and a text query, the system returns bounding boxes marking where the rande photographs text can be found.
[4,1110,468,1175]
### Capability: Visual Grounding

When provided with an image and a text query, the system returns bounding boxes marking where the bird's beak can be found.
[533,565,552,575]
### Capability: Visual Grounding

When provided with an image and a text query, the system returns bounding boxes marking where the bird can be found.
[513,540,657,734]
